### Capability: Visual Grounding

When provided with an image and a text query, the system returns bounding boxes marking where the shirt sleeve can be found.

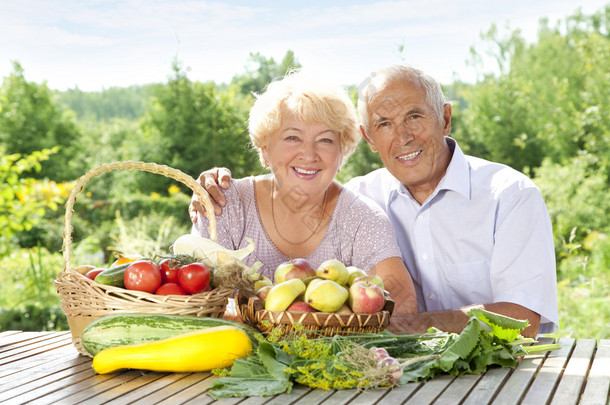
[491,186,559,334]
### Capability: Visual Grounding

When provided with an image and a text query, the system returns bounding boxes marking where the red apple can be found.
[348,281,385,314]
[286,301,317,312]
[256,285,273,300]
[274,258,315,284]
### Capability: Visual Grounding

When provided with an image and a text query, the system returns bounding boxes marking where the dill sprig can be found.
[273,328,396,390]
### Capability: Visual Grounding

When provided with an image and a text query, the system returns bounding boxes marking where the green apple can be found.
[353,274,384,290]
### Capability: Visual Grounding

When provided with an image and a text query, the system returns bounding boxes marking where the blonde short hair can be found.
[248,69,360,167]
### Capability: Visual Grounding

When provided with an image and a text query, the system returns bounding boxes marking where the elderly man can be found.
[190,65,558,338]
[346,65,558,337]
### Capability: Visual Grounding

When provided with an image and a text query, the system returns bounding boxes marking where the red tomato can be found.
[124,260,162,293]
[85,268,104,280]
[178,263,210,294]
[155,282,187,295]
[159,258,180,284]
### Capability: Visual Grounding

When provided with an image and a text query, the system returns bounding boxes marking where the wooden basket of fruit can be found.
[54,161,242,357]
[236,259,395,337]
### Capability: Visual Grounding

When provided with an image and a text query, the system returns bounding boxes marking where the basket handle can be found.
[61,161,217,273]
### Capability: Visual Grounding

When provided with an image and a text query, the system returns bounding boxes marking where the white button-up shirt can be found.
[345,138,559,334]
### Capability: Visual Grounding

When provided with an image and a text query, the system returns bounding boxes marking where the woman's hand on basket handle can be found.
[189,167,233,223]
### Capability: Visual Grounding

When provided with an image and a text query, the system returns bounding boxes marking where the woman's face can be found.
[262,116,342,199]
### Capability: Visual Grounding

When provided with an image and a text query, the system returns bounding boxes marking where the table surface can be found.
[0,331,608,405]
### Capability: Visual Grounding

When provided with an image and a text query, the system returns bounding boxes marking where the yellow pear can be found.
[316,259,349,285]
[304,277,325,301]
[304,277,334,303]
[335,303,353,314]
[346,266,368,286]
[305,280,349,312]
[264,279,306,311]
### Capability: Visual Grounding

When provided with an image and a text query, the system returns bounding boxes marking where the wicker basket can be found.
[54,161,233,356]
[236,289,394,337]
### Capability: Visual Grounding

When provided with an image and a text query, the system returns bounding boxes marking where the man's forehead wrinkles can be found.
[373,100,426,122]
[373,95,405,119]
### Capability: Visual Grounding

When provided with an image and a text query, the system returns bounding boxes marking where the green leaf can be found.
[400,358,442,383]
[207,340,293,399]
[467,308,529,341]
[259,341,293,378]
[226,357,268,378]
[439,319,481,371]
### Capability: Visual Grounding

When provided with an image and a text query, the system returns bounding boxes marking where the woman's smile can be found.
[292,166,321,177]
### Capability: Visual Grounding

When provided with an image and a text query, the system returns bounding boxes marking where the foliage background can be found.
[0,8,608,338]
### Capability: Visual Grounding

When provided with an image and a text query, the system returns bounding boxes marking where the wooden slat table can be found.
[0,331,608,404]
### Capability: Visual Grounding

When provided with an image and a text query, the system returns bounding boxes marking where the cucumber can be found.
[81,313,262,356]
[94,263,131,287]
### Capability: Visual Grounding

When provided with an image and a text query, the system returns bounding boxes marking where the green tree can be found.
[66,118,149,199]
[0,62,83,181]
[141,59,259,193]
[0,147,59,256]
[231,50,301,95]
[56,84,161,121]
[455,5,610,173]
[535,153,610,254]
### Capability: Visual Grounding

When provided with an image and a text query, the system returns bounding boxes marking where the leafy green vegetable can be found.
[207,341,292,399]
[206,310,561,398]
[469,307,529,341]
[439,319,481,371]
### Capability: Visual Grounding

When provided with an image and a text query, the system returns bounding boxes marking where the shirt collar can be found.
[437,137,471,199]
[384,168,408,207]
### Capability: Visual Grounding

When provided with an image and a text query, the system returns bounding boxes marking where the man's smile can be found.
[397,149,423,162]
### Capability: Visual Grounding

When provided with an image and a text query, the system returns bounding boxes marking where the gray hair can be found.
[357,65,447,137]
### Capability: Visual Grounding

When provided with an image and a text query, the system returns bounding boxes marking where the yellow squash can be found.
[92,325,252,374]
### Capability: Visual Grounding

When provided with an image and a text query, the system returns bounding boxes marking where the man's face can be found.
[363,79,452,202]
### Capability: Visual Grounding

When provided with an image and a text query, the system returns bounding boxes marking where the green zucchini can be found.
[93,263,131,287]
[81,313,262,356]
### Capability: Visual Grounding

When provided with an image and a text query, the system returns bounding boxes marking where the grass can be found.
[549,276,610,340]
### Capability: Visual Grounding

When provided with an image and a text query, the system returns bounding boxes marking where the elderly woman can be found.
[191,70,417,314]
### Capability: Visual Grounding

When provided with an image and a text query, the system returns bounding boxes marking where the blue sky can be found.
[1,0,607,91]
